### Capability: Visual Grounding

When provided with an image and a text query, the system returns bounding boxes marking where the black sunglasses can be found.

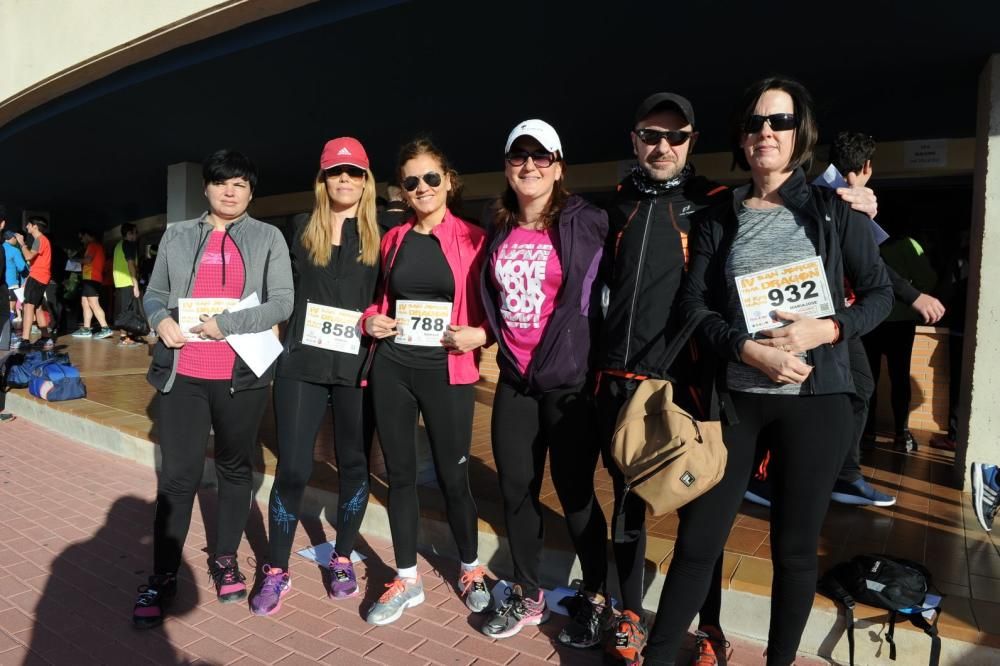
[505,151,556,168]
[325,165,366,179]
[634,128,693,146]
[744,113,797,133]
[401,172,443,191]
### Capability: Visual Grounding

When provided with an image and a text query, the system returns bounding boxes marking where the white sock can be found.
[461,559,480,572]
[397,566,418,580]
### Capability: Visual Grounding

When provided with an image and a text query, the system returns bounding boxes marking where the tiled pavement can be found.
[0,418,823,666]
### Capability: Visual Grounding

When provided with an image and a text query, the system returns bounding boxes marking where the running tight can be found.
[269,376,372,568]
[368,353,478,569]
[644,391,852,666]
[153,375,268,575]
[491,379,607,599]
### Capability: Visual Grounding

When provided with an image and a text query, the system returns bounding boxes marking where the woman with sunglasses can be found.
[476,120,610,642]
[360,138,489,626]
[643,77,892,666]
[249,138,385,615]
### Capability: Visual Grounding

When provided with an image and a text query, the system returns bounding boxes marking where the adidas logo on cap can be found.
[337,147,351,155]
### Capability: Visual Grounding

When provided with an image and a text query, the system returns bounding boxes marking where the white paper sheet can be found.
[224,293,284,377]
[813,164,890,245]
[295,541,366,567]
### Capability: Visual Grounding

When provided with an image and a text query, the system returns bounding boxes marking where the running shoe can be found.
[930,435,957,452]
[71,327,92,338]
[481,585,549,638]
[557,590,610,648]
[830,478,896,507]
[0,413,15,423]
[894,429,918,453]
[93,327,114,340]
[692,625,730,666]
[132,574,176,629]
[607,609,646,665]
[209,555,247,603]
[366,576,424,625]
[459,564,491,613]
[329,553,359,599]
[971,462,1000,532]
[743,476,772,508]
[249,565,291,616]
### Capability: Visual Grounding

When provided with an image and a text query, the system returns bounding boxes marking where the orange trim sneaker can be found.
[459,565,490,613]
[692,625,730,666]
[607,609,646,665]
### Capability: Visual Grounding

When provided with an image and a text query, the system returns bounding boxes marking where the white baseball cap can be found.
[504,119,563,158]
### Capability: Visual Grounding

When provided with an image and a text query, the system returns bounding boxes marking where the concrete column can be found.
[166,162,204,224]
[957,54,1000,488]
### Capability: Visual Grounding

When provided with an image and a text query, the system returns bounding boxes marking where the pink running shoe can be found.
[250,565,291,616]
[209,555,247,603]
[329,553,359,599]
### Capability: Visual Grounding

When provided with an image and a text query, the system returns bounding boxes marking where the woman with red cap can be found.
[250,137,386,615]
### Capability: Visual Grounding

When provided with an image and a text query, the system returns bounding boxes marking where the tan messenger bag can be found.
[611,312,727,532]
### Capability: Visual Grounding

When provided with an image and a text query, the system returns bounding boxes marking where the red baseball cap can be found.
[320,137,369,171]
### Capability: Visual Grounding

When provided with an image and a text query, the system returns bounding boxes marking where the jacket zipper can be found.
[623,202,655,363]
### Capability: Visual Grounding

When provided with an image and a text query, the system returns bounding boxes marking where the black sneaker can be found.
[132,574,177,629]
[481,585,549,639]
[208,555,247,603]
[557,591,611,648]
[894,429,918,453]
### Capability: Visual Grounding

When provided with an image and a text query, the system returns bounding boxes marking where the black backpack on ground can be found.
[820,554,942,666]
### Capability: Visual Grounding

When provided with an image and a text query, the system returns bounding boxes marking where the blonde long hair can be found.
[301,168,380,266]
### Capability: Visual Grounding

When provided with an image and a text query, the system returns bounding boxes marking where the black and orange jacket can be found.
[598,174,728,384]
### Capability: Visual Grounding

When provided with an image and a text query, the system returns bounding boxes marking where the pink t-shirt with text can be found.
[177,230,246,380]
[491,225,563,375]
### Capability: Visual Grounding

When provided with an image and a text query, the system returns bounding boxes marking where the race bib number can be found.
[734,256,835,333]
[301,303,362,354]
[178,297,239,341]
[395,300,452,347]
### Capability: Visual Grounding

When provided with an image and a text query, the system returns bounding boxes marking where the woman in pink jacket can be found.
[360,138,489,626]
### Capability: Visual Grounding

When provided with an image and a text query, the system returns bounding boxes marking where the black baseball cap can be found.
[634,93,695,128]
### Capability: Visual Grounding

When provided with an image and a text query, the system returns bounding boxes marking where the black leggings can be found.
[269,376,373,569]
[595,376,648,614]
[862,321,916,434]
[369,352,478,569]
[491,379,607,598]
[153,375,268,575]
[645,391,852,666]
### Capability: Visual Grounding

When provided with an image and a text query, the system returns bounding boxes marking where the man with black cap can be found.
[595,93,878,665]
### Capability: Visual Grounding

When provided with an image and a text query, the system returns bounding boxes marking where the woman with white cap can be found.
[249,137,385,615]
[478,120,610,643]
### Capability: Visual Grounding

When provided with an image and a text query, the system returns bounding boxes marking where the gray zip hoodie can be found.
[143,213,293,392]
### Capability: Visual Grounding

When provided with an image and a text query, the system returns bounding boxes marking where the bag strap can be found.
[820,566,857,666]
[659,310,710,372]
[887,610,897,661]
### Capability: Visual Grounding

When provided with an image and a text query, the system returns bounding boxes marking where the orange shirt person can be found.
[72,229,113,339]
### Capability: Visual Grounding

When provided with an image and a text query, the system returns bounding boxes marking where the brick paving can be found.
[0,418,830,665]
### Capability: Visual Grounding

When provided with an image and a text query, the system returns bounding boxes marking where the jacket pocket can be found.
[146,339,175,391]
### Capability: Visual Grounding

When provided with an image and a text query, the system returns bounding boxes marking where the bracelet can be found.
[830,319,841,344]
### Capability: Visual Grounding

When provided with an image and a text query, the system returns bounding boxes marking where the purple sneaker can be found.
[209,555,247,603]
[250,565,291,616]
[329,553,359,599]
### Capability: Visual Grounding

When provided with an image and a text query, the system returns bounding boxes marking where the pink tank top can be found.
[176,230,246,380]
[490,225,563,375]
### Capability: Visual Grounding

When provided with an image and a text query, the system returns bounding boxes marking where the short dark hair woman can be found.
[643,78,893,665]
[134,149,293,628]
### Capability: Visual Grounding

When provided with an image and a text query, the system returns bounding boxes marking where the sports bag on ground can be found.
[820,554,942,666]
[611,311,726,539]
[114,296,151,338]
[8,351,70,388]
[28,359,86,401]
